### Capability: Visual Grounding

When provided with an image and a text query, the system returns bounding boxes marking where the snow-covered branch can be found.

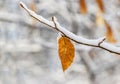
[20,2,120,55]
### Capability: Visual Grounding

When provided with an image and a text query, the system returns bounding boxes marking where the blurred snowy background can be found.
[0,0,120,84]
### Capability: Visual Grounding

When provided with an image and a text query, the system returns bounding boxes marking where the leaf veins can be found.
[58,36,75,71]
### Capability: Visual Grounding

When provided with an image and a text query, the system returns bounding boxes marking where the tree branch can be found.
[19,2,120,55]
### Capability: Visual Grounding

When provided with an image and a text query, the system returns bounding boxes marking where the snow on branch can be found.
[20,2,120,55]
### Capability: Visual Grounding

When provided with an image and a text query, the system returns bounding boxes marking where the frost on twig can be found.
[19,2,120,55]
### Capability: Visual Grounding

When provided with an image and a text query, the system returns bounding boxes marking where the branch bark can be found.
[19,2,120,55]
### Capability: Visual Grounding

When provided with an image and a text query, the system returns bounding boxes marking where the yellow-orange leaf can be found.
[96,0,104,13]
[96,11,105,26]
[58,36,75,71]
[105,21,116,43]
[79,0,87,14]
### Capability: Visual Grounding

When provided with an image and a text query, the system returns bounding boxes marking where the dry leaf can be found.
[58,36,75,71]
[96,11,105,26]
[96,0,104,13]
[79,0,87,14]
[105,21,116,43]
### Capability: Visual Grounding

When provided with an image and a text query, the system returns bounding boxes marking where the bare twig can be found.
[98,38,106,46]
[52,16,66,36]
[19,2,120,55]
[51,17,59,31]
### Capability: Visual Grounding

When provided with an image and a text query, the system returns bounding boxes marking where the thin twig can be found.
[98,38,106,46]
[52,16,66,36]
